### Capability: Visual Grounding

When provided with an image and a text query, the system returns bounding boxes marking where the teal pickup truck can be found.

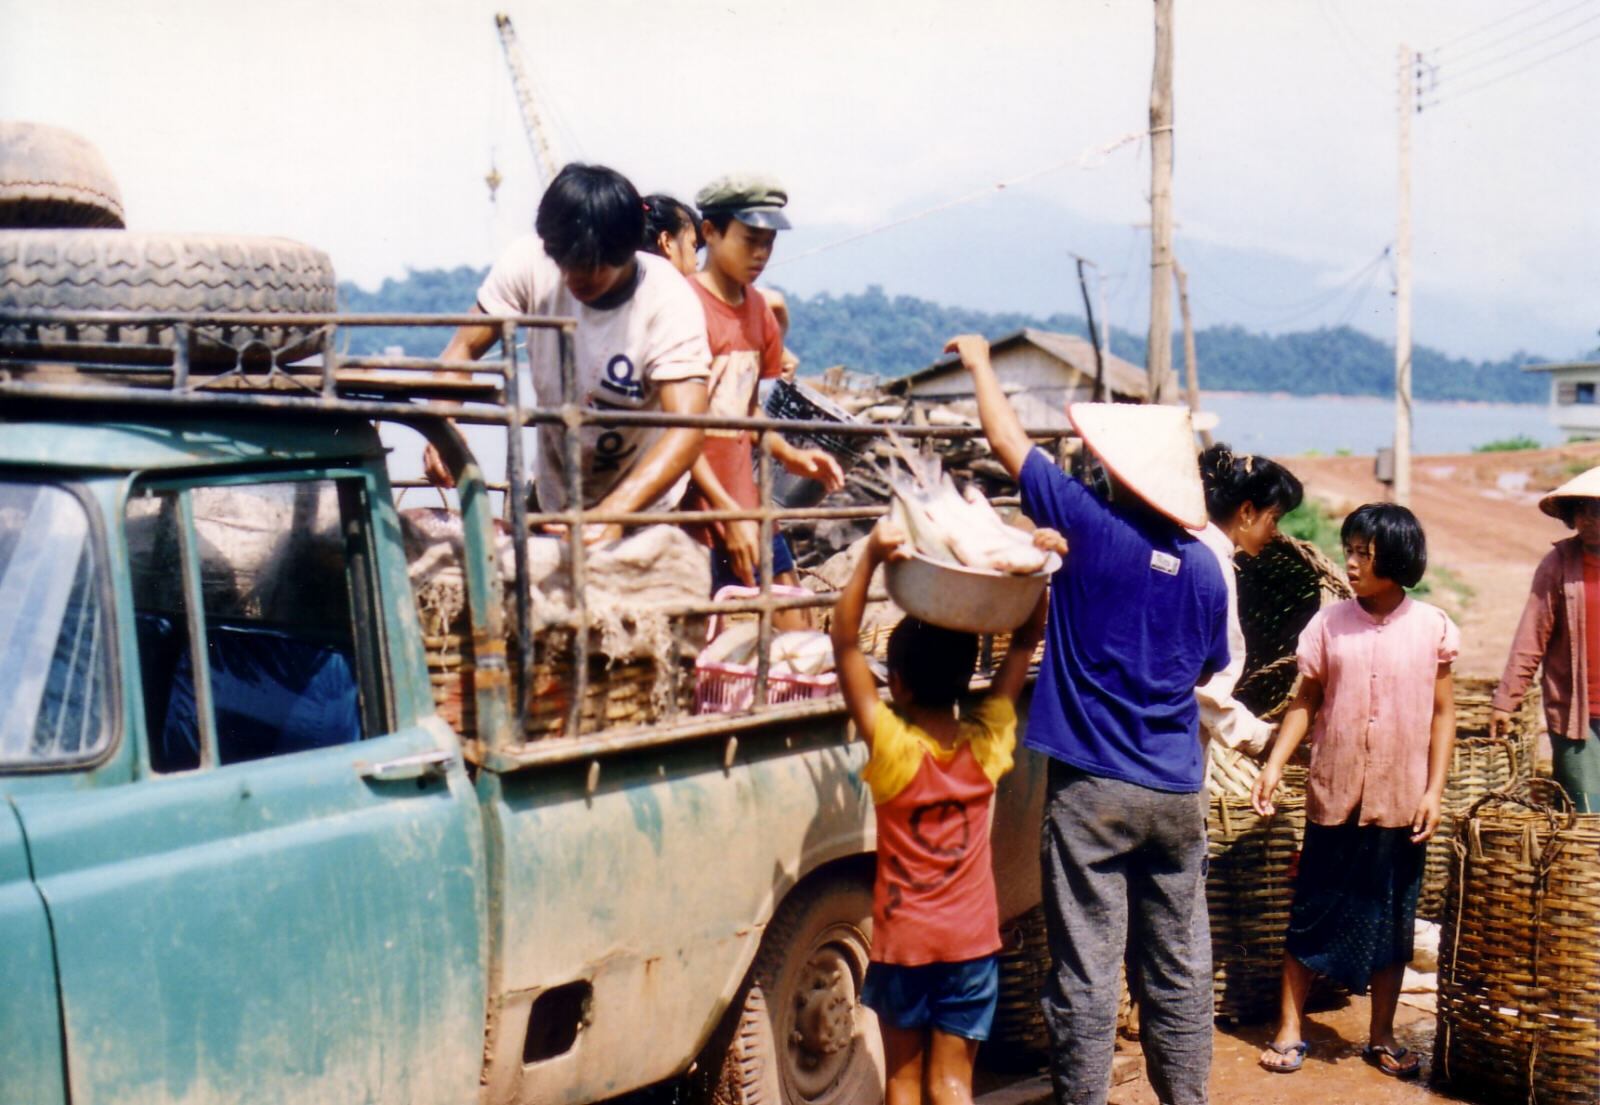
[0,284,1048,1105]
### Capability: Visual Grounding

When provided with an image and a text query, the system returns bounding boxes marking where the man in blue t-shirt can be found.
[944,335,1227,1105]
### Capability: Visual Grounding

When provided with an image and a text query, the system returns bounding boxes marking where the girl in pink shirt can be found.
[1251,503,1457,1080]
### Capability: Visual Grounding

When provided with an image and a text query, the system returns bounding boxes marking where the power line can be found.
[1177,245,1392,328]
[1430,0,1568,53]
[1430,0,1597,65]
[1427,6,1600,87]
[1421,26,1600,108]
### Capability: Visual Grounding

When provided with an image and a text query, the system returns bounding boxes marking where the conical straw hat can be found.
[1067,402,1207,529]
[1538,464,1600,519]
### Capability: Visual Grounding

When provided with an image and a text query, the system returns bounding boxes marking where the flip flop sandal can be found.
[1362,1044,1421,1079]
[1259,1040,1309,1073]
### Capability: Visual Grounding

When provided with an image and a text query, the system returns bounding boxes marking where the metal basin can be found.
[884,550,1060,634]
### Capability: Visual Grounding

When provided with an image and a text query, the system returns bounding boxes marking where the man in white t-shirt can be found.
[432,163,711,543]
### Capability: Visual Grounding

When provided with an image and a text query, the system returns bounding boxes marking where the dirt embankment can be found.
[1282,440,1600,677]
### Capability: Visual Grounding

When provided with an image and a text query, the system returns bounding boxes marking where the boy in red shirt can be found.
[830,517,1059,1105]
[683,174,843,612]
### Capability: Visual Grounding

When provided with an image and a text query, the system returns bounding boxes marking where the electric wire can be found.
[1177,245,1392,329]
[1430,0,1568,53]
[1421,26,1600,108]
[1427,6,1600,86]
[1429,0,1597,65]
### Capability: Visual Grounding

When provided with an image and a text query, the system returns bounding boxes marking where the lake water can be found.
[1198,392,1560,458]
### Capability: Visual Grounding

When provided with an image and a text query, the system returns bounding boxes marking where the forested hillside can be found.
[338,270,1548,403]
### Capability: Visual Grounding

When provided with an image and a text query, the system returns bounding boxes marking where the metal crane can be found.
[493,12,561,190]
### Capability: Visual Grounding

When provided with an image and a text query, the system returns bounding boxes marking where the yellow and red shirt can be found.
[863,697,1017,966]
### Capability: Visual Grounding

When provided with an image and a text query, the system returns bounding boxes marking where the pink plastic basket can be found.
[693,585,839,714]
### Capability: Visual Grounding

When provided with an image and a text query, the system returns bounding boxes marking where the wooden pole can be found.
[1147,0,1176,405]
[1394,44,1414,506]
[1175,260,1212,447]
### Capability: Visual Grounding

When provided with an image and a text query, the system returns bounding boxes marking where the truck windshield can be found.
[0,482,112,767]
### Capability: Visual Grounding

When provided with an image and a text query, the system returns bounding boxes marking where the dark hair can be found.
[1554,498,1600,528]
[641,193,701,253]
[701,209,737,235]
[535,162,644,271]
[886,617,978,710]
[1198,443,1303,523]
[1341,502,1427,588]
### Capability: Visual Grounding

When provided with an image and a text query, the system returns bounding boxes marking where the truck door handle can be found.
[356,747,455,783]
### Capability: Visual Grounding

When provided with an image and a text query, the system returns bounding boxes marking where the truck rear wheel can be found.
[0,230,337,367]
[708,877,884,1105]
[0,121,125,229]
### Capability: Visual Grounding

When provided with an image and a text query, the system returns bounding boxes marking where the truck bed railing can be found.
[0,308,1072,767]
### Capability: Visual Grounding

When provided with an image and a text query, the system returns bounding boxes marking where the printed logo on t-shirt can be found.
[598,354,643,401]
[590,428,639,474]
[1150,550,1180,576]
[883,797,974,919]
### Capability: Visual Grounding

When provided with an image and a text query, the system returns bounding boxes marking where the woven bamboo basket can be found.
[1418,735,1520,923]
[1435,781,1600,1105]
[1233,534,1352,721]
[990,904,1131,1062]
[1206,790,1308,1023]
[1456,674,1543,779]
[424,624,696,740]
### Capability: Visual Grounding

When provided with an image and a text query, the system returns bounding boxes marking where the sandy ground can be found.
[1280,440,1600,677]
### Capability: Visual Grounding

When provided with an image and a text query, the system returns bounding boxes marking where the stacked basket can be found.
[1435,782,1600,1104]
[990,904,1132,1063]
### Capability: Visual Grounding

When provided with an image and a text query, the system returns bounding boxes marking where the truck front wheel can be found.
[709,877,884,1105]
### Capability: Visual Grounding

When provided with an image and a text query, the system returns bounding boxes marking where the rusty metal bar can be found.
[172,323,190,392]
[502,319,533,743]
[557,323,589,742]
[319,325,339,398]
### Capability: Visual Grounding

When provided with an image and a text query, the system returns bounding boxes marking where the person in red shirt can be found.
[681,174,843,613]
[831,517,1060,1105]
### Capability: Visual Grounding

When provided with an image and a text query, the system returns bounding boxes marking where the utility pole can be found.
[1175,259,1212,447]
[1072,254,1107,402]
[1394,43,1415,506]
[1147,0,1176,405]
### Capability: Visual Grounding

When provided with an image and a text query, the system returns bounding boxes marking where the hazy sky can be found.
[3,0,1597,359]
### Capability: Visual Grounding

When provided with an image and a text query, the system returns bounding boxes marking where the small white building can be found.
[885,328,1148,428]
[1524,360,1600,438]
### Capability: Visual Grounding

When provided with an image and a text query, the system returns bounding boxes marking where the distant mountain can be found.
[337,270,1548,404]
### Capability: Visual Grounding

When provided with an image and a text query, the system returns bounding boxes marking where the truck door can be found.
[9,474,488,1105]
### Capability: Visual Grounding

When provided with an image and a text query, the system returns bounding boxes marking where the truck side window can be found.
[0,481,113,768]
[128,479,386,772]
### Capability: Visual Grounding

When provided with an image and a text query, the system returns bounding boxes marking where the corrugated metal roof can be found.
[887,327,1149,400]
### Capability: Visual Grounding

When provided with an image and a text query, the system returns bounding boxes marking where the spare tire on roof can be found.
[0,121,126,229]
[0,230,337,366]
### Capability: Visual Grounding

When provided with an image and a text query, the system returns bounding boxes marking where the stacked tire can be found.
[0,120,337,367]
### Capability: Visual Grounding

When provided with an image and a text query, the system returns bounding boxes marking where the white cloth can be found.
[476,243,711,511]
[1193,522,1274,758]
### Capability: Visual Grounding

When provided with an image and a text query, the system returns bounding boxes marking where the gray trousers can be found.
[1040,760,1212,1105]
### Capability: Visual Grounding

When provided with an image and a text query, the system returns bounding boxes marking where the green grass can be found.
[1409,564,1474,609]
[1472,434,1542,453]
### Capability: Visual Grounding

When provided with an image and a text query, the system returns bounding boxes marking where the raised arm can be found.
[944,334,1032,481]
[988,528,1064,703]
[830,520,909,741]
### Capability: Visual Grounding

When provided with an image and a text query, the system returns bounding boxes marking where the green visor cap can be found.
[695,172,791,230]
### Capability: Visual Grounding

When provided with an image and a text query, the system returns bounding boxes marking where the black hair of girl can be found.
[640,194,701,254]
[1197,442,1305,523]
[886,617,978,710]
[535,162,644,271]
[1341,502,1428,588]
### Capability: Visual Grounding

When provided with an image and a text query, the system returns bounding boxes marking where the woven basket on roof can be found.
[1435,781,1600,1105]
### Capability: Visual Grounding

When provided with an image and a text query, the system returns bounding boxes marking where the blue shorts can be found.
[709,532,796,595]
[860,955,1000,1041]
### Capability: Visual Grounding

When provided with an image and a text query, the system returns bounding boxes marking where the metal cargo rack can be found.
[0,308,1072,773]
